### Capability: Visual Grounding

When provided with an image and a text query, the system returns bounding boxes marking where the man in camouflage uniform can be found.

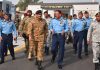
[87,12,100,70]
[15,12,21,30]
[19,10,33,55]
[28,10,47,70]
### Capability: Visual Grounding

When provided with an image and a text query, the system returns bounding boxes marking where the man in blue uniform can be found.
[50,10,68,69]
[83,11,92,56]
[72,11,86,59]
[0,13,17,64]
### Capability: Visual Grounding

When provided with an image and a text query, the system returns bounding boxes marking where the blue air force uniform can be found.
[50,17,68,65]
[72,18,86,58]
[83,17,92,55]
[0,20,17,63]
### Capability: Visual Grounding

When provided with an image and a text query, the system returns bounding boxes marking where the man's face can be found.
[36,13,42,19]
[27,12,32,16]
[78,13,83,19]
[44,13,48,18]
[84,13,89,18]
[4,15,9,20]
[96,15,100,22]
[55,11,62,19]
[74,15,77,19]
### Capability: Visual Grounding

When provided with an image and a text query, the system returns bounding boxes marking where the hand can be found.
[51,30,54,35]
[29,35,32,41]
[19,32,23,37]
[14,37,17,41]
[61,30,65,36]
[87,40,92,45]
[0,36,2,42]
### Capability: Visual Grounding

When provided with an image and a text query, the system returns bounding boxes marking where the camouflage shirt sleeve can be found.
[87,22,93,41]
[28,19,34,36]
[18,17,26,32]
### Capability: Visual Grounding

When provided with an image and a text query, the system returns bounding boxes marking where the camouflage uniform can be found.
[28,17,48,61]
[19,16,33,53]
[15,16,21,30]
[87,20,100,63]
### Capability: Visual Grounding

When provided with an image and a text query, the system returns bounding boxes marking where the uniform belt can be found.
[2,33,12,36]
[75,30,83,32]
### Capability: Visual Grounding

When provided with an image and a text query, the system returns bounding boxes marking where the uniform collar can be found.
[3,19,11,22]
[55,17,63,21]
[84,17,91,20]
[78,18,85,21]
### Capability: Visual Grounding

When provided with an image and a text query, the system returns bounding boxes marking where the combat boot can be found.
[38,61,43,70]
[95,63,99,70]
[35,58,38,65]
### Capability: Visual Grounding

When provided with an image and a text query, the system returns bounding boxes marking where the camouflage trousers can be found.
[29,40,44,61]
[92,42,100,63]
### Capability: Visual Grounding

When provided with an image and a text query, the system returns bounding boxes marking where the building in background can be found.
[27,2,99,18]
[0,0,16,20]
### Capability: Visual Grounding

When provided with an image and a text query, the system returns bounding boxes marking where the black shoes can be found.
[35,59,38,65]
[95,63,99,70]
[45,46,49,55]
[51,55,56,63]
[0,61,4,64]
[58,65,62,69]
[38,61,43,70]
[12,57,16,60]
[78,56,82,59]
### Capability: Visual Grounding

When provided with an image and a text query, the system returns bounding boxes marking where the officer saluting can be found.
[87,12,100,70]
[0,13,17,64]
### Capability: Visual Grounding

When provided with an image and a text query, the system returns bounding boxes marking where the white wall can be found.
[73,4,99,18]
[28,5,42,14]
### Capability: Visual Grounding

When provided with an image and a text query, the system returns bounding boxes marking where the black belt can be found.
[54,33,61,35]
[2,33,12,36]
[75,31,83,32]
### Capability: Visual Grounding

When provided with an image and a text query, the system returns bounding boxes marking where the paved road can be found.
[0,38,94,70]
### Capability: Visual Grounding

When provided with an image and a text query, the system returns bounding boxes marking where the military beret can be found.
[35,10,42,14]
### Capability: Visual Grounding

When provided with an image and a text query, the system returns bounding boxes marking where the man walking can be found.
[50,10,68,69]
[87,12,100,70]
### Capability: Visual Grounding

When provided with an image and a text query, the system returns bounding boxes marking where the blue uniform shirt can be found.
[72,18,87,32]
[84,17,92,30]
[49,17,69,33]
[0,20,17,37]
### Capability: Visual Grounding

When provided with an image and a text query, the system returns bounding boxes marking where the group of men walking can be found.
[0,9,100,70]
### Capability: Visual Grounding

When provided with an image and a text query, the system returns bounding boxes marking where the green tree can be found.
[16,0,40,11]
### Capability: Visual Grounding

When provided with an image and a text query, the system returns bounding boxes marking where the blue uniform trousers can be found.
[73,31,84,57]
[51,33,65,65]
[83,30,88,54]
[1,33,15,62]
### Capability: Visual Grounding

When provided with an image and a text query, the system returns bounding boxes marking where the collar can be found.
[55,17,63,21]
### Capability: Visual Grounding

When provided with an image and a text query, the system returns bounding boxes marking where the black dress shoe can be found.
[12,57,16,60]
[78,56,82,59]
[0,61,4,64]
[58,65,62,69]
[51,56,56,63]
[35,59,38,65]
[95,63,99,70]
[85,53,89,56]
